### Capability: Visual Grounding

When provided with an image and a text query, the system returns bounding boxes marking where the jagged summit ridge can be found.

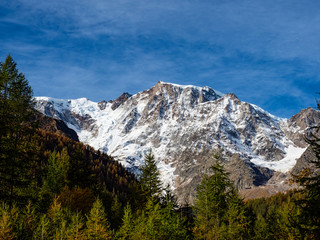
[109,92,132,110]
[34,82,315,202]
[152,81,224,104]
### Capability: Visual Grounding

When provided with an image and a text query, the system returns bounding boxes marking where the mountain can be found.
[32,110,79,141]
[34,81,320,202]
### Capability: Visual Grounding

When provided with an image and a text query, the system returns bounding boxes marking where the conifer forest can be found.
[1,55,320,239]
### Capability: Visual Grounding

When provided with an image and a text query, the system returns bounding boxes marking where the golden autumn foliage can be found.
[57,186,95,214]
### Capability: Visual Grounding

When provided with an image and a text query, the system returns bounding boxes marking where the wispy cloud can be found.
[1,0,319,117]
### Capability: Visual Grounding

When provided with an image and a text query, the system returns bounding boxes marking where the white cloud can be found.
[1,0,319,117]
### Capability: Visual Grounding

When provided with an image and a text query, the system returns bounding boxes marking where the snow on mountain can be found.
[34,81,317,201]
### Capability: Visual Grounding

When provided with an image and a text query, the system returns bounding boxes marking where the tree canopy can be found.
[0,55,35,205]
[139,150,162,198]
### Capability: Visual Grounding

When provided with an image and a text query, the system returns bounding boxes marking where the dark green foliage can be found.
[193,158,252,239]
[109,195,123,229]
[42,149,69,195]
[0,55,34,132]
[0,55,36,206]
[2,55,320,239]
[115,203,134,239]
[119,198,189,240]
[139,150,162,198]
[68,148,94,189]
[247,191,304,239]
[86,197,113,239]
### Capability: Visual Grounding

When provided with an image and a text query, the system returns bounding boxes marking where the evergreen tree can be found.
[130,197,189,240]
[19,202,38,239]
[66,212,86,240]
[139,150,162,198]
[47,197,69,238]
[110,194,123,229]
[68,148,95,189]
[0,202,18,239]
[193,159,230,239]
[193,157,251,239]
[158,198,190,240]
[116,203,134,239]
[0,55,35,205]
[86,197,113,239]
[161,183,178,208]
[220,189,252,239]
[33,214,50,240]
[43,150,69,195]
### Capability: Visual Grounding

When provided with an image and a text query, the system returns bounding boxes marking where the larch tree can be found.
[86,197,113,239]
[193,156,251,239]
[115,203,133,239]
[0,55,35,205]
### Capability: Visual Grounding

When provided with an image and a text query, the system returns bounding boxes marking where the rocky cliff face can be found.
[285,108,320,148]
[34,81,320,202]
[32,111,79,141]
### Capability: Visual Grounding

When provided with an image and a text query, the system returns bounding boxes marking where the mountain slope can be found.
[32,111,79,141]
[34,81,319,202]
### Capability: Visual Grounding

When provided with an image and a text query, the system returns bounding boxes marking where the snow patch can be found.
[251,145,307,173]
[34,81,309,192]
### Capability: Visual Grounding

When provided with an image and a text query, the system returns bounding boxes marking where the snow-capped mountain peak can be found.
[34,82,319,202]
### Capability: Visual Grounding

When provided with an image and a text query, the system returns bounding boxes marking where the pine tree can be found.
[158,198,190,240]
[139,150,162,198]
[128,198,162,239]
[47,197,68,238]
[68,148,95,189]
[193,157,251,239]
[33,214,50,240]
[66,212,86,240]
[221,189,252,239]
[116,203,134,239]
[193,159,230,239]
[19,202,37,239]
[129,197,189,240]
[110,194,123,229]
[86,197,113,239]
[0,202,18,239]
[43,149,70,195]
[0,55,35,205]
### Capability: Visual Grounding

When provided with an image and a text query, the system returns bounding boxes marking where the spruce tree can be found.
[128,197,189,240]
[43,149,70,195]
[0,55,35,205]
[110,194,123,229]
[139,150,162,198]
[193,157,251,239]
[193,159,230,239]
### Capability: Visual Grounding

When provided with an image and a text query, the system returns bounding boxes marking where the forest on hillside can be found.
[1,55,320,239]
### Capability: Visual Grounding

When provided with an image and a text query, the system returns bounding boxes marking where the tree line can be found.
[1,55,319,239]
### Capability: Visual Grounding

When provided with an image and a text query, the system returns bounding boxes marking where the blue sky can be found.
[1,0,319,118]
